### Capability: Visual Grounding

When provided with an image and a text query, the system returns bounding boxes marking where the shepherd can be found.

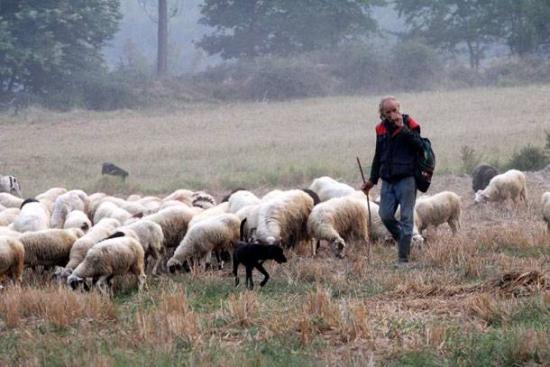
[361,96,425,265]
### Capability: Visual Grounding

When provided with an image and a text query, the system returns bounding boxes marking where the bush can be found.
[506,144,549,171]
[484,57,550,87]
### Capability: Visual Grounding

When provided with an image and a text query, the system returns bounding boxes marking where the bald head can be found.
[378,95,403,126]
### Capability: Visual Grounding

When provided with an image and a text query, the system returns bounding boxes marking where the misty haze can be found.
[0,0,549,365]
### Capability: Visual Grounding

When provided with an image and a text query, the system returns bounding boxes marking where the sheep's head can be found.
[474,190,488,204]
[268,246,287,264]
[331,239,346,258]
[167,258,190,273]
[412,234,424,248]
[67,274,84,290]
[53,267,73,281]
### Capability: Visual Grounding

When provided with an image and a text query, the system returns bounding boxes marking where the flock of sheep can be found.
[0,164,539,294]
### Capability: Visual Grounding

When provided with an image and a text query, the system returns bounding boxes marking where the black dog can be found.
[233,244,287,290]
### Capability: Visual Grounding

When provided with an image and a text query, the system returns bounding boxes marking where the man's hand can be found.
[361,180,374,194]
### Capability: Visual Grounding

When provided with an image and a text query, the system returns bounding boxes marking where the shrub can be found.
[506,144,549,171]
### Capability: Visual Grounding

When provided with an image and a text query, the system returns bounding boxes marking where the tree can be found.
[197,0,380,59]
[137,0,182,76]
[494,0,550,56]
[394,0,499,70]
[0,0,121,99]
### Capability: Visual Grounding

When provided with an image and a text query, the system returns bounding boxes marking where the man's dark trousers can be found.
[379,176,416,261]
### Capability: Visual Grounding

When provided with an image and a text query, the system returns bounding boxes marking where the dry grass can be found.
[1,84,549,196]
[0,85,549,365]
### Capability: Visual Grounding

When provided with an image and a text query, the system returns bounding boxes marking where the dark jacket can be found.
[369,114,424,184]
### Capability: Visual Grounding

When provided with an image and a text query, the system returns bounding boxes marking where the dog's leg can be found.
[245,265,254,290]
[255,263,270,287]
[233,258,240,287]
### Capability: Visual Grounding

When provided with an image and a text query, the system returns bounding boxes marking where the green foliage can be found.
[460,145,483,174]
[391,39,442,91]
[197,0,379,59]
[0,0,121,102]
[394,0,500,69]
[506,144,549,171]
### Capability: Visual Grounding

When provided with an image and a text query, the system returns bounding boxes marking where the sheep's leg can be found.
[256,263,270,287]
[449,220,459,235]
[96,276,110,296]
[312,239,320,256]
[245,265,254,290]
[137,273,147,292]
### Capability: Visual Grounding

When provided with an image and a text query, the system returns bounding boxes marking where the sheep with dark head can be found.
[472,164,499,192]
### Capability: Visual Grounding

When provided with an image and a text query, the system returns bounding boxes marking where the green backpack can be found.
[415,136,436,193]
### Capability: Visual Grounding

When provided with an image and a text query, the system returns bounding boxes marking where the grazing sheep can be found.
[0,208,20,226]
[0,175,22,197]
[256,190,314,248]
[308,176,355,202]
[63,210,92,232]
[35,187,67,204]
[93,201,133,225]
[227,190,261,214]
[63,218,121,273]
[67,236,146,294]
[541,192,550,232]
[414,191,462,235]
[235,204,261,241]
[91,196,145,218]
[307,196,369,258]
[0,192,24,208]
[191,191,217,209]
[107,219,164,274]
[19,228,84,268]
[143,206,195,248]
[261,190,285,202]
[163,189,194,206]
[11,199,50,233]
[50,190,90,228]
[474,169,527,204]
[158,200,189,212]
[167,213,241,272]
[0,236,25,283]
[188,202,230,228]
[472,164,499,192]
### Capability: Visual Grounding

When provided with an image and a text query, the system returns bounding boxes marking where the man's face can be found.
[382,99,402,125]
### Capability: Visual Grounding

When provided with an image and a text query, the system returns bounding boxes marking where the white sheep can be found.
[50,190,90,228]
[0,175,22,197]
[307,196,369,258]
[11,199,50,233]
[19,228,84,268]
[93,201,133,225]
[109,219,164,274]
[188,202,230,228]
[167,213,241,272]
[63,210,92,232]
[474,169,527,204]
[308,176,355,202]
[191,191,217,209]
[35,187,67,204]
[90,196,145,219]
[67,236,146,294]
[142,206,195,248]
[227,190,260,213]
[0,192,24,208]
[541,192,550,232]
[163,189,194,206]
[63,218,121,273]
[0,208,20,226]
[235,204,261,241]
[0,236,25,283]
[414,191,462,235]
[256,190,314,247]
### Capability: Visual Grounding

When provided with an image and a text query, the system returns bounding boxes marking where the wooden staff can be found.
[356,156,372,261]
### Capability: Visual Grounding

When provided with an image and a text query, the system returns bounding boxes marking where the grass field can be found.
[0,85,549,366]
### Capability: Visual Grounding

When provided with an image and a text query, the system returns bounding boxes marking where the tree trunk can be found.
[157,0,168,76]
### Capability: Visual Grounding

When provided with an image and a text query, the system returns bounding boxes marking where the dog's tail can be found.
[239,218,248,242]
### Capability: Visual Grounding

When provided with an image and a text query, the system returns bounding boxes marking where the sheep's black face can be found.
[68,278,83,290]
[168,263,182,274]
[182,261,191,273]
